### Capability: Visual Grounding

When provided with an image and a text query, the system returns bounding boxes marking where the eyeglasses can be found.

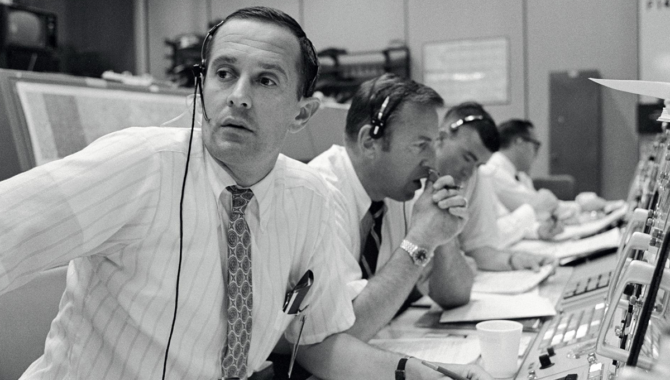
[520,136,542,152]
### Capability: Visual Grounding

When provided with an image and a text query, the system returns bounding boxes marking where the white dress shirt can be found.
[308,145,412,299]
[486,151,540,212]
[458,169,501,252]
[0,127,355,380]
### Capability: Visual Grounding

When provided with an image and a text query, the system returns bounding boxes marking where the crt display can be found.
[6,10,46,49]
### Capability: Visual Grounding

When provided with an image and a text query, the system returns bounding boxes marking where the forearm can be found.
[297,333,442,380]
[348,247,424,342]
[467,246,510,271]
[428,243,474,309]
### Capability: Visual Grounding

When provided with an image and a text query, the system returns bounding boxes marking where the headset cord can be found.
[161,68,200,380]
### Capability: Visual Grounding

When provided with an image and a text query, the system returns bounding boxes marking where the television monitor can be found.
[0,3,57,52]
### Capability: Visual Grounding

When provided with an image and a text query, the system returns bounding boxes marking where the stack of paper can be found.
[472,265,554,295]
[370,335,481,364]
[552,204,627,241]
[439,291,556,323]
[511,227,621,261]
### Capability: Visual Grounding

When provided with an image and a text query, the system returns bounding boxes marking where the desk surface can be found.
[371,255,618,380]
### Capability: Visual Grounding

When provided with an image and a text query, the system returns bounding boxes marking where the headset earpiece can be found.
[192,64,203,78]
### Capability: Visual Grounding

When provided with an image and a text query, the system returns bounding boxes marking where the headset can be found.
[367,75,404,139]
[448,114,485,131]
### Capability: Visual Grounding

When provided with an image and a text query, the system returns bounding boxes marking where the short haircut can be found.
[202,6,319,98]
[442,101,500,153]
[345,73,444,149]
[498,119,535,149]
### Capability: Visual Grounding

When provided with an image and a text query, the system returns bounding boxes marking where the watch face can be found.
[415,249,429,264]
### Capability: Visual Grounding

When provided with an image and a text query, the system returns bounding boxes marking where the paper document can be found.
[472,265,554,295]
[552,204,627,241]
[589,78,670,99]
[512,227,621,260]
[370,335,481,364]
[439,291,556,323]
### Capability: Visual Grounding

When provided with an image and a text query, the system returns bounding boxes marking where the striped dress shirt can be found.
[0,127,355,379]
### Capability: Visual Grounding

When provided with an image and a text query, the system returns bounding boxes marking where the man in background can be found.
[431,102,555,273]
[486,119,602,222]
[309,73,474,341]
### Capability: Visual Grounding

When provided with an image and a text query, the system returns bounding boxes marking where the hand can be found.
[531,189,559,215]
[537,218,564,240]
[554,201,580,222]
[434,363,493,380]
[430,175,468,219]
[508,251,556,272]
[408,175,467,251]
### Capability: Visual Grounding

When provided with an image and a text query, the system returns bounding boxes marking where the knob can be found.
[539,354,554,369]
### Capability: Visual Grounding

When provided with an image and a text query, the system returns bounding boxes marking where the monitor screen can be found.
[1,4,56,51]
[6,10,46,49]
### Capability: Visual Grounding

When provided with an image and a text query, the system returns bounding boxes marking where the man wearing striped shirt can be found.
[0,6,492,380]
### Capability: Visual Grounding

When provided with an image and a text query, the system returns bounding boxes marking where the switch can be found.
[547,346,556,357]
[565,374,578,380]
[539,353,554,369]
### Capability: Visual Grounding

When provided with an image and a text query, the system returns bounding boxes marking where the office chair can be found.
[0,265,67,380]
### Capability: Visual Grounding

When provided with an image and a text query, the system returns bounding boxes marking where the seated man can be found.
[0,7,491,380]
[486,119,605,223]
[309,73,474,337]
[432,102,555,272]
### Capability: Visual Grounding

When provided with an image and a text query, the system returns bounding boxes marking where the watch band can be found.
[395,356,410,380]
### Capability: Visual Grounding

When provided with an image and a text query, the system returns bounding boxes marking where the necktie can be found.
[359,201,387,279]
[221,186,254,379]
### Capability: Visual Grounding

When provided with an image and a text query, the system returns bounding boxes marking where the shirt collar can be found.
[339,146,379,218]
[203,141,275,232]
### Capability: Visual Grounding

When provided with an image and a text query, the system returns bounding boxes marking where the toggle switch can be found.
[547,346,556,357]
[539,353,554,369]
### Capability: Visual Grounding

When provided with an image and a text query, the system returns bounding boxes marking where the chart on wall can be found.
[423,37,509,106]
[15,82,190,165]
[639,0,670,102]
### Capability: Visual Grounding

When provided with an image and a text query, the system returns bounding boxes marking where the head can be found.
[198,7,321,186]
[345,74,444,201]
[498,118,541,173]
[435,101,500,184]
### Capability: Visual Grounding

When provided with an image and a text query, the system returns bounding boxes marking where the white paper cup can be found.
[476,320,523,378]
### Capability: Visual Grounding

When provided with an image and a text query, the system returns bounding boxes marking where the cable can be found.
[161,68,200,380]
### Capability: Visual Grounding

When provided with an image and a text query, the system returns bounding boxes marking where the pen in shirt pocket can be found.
[282,270,313,378]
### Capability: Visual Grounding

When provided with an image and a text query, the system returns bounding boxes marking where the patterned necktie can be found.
[359,200,387,279]
[221,186,254,379]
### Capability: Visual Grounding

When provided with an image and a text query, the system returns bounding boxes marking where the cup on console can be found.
[476,320,523,378]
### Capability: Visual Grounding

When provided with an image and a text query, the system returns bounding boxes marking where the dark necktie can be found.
[221,186,254,379]
[359,201,387,279]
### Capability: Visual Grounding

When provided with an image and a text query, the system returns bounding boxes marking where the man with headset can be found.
[0,6,491,380]
[307,74,475,343]
[431,102,555,273]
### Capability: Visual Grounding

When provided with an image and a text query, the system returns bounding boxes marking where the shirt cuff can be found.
[347,279,368,300]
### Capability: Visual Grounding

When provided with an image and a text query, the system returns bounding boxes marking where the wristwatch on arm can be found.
[400,240,433,267]
[395,356,411,380]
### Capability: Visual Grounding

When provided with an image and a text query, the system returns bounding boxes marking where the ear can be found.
[357,124,380,159]
[288,96,321,133]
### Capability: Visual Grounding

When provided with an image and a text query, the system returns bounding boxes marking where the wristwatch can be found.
[400,240,433,267]
[395,356,411,380]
